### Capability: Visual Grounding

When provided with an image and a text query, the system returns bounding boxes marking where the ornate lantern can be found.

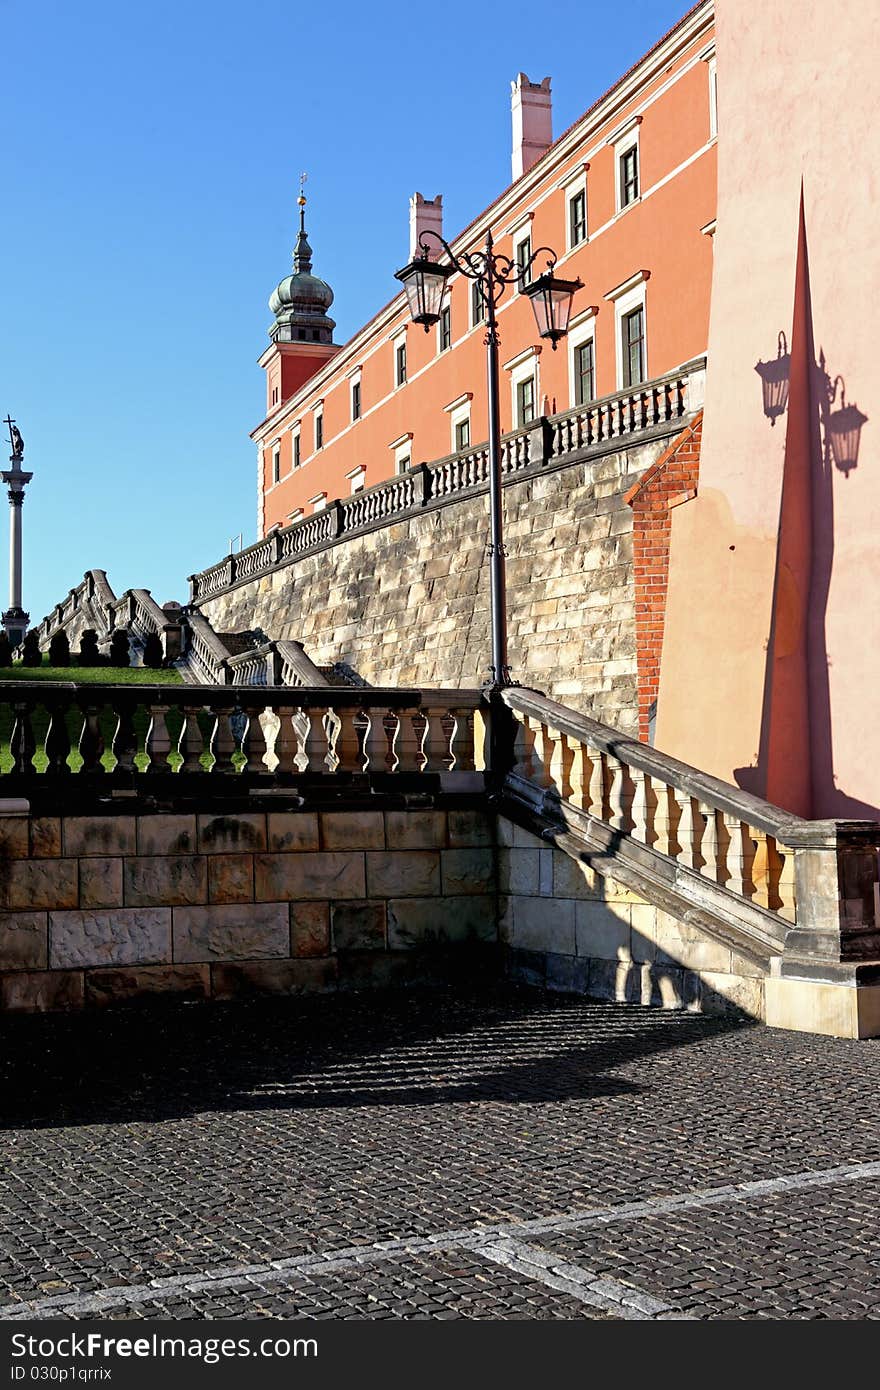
[393,254,453,331]
[827,394,868,476]
[522,270,583,349]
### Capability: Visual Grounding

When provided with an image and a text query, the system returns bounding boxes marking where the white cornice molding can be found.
[504,209,535,238]
[556,162,590,190]
[569,304,600,330]
[502,345,542,372]
[607,114,642,146]
[605,269,651,302]
[388,432,413,449]
[442,392,474,413]
[701,218,717,236]
[698,41,716,60]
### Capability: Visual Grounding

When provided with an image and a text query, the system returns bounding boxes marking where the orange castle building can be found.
[252,1,717,534]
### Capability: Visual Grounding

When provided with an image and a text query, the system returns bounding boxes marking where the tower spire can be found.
[294,172,312,274]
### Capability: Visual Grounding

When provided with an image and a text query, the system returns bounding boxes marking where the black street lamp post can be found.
[396,229,581,691]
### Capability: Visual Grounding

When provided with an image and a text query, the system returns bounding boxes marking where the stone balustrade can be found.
[189,358,706,604]
[0,681,484,783]
[499,687,880,979]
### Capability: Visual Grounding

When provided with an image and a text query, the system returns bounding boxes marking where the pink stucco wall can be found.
[656,0,880,818]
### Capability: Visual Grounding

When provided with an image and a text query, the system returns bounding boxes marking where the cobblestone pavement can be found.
[2,986,880,1320]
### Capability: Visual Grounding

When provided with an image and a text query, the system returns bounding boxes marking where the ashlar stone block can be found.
[1,860,78,911]
[332,901,387,952]
[173,902,290,963]
[50,908,172,968]
[208,854,254,904]
[137,815,197,856]
[441,848,495,896]
[290,901,330,958]
[255,852,365,902]
[387,895,496,949]
[124,856,208,908]
[198,813,267,854]
[320,811,386,851]
[0,912,47,970]
[1,969,84,1013]
[63,816,136,857]
[268,813,320,853]
[80,858,123,910]
[365,851,440,898]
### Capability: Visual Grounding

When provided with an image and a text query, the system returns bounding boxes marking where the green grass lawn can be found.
[0,661,182,684]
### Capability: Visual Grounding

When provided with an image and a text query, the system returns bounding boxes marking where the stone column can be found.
[1,450,33,646]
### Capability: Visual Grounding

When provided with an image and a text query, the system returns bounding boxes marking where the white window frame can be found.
[504,347,541,428]
[567,310,598,408]
[437,302,452,354]
[392,330,408,388]
[565,175,588,252]
[443,394,473,454]
[271,439,281,486]
[513,225,533,294]
[289,422,301,470]
[470,276,487,330]
[308,492,327,513]
[606,274,649,390]
[611,117,642,215]
[313,401,324,452]
[708,56,718,139]
[346,465,366,494]
[349,367,362,423]
[390,432,413,475]
[451,402,471,454]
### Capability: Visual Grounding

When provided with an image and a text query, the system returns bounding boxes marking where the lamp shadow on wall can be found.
[736,216,873,818]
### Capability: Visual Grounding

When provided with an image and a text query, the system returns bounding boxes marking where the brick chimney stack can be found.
[409,193,443,258]
[511,73,552,180]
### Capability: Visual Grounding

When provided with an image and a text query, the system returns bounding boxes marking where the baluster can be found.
[653,782,676,856]
[750,828,772,909]
[241,704,269,774]
[110,701,138,774]
[301,706,329,773]
[673,790,702,869]
[585,745,605,818]
[512,714,537,779]
[145,704,172,773]
[10,702,36,774]
[630,767,656,845]
[774,840,797,922]
[210,704,237,772]
[606,755,634,833]
[424,707,453,773]
[450,707,475,771]
[395,709,426,772]
[44,701,72,775]
[700,803,720,882]
[177,705,205,773]
[567,738,588,809]
[381,710,400,772]
[361,707,387,773]
[547,725,568,797]
[78,702,105,774]
[721,813,755,897]
[334,705,363,773]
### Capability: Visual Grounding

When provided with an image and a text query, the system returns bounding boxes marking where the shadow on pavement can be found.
[0,986,751,1129]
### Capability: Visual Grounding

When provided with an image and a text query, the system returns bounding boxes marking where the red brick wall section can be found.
[625,413,702,743]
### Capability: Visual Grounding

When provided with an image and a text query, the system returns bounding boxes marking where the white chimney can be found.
[511,74,552,180]
[409,192,443,258]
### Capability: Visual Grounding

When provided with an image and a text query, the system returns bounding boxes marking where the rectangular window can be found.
[471,279,486,326]
[396,454,411,476]
[351,380,361,421]
[622,307,645,387]
[315,411,323,450]
[574,339,595,405]
[396,341,407,386]
[708,58,718,138]
[272,385,279,406]
[620,146,639,207]
[454,417,470,452]
[516,234,532,289]
[569,189,587,247]
[439,305,451,352]
[272,446,280,484]
[516,375,535,426]
[292,431,301,469]
[348,468,366,494]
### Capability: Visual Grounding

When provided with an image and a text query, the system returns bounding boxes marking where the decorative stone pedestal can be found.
[2,605,29,648]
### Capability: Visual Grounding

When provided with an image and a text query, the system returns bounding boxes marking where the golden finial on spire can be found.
[298,170,308,209]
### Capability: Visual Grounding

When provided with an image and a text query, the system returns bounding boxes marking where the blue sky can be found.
[0,0,688,625]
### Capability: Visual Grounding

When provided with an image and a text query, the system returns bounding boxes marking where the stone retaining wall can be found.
[497,816,766,1020]
[197,439,671,735]
[0,806,497,1011]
